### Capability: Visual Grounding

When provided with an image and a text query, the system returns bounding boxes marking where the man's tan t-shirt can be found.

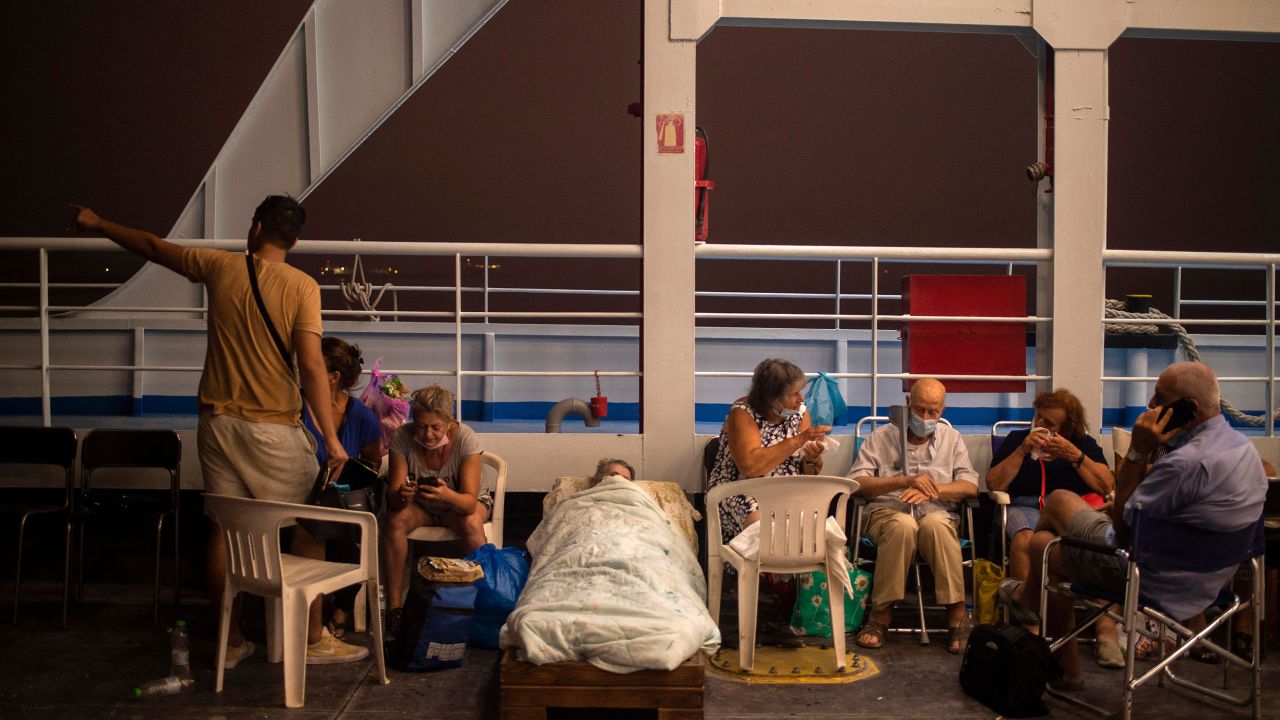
[181,248,322,425]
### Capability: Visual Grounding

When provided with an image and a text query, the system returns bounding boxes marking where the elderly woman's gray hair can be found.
[746,358,806,417]
[590,458,636,486]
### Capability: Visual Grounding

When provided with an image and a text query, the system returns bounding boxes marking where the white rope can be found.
[1104,299,1279,426]
[339,241,395,322]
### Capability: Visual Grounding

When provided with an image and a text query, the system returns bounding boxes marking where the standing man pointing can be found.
[72,196,367,665]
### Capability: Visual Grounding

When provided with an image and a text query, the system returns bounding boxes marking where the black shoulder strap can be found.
[245,252,292,368]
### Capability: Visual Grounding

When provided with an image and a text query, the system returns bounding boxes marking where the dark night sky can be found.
[2,1,1277,325]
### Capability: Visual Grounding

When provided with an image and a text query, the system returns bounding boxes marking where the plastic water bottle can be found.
[170,619,193,686]
[134,620,194,698]
[134,675,185,697]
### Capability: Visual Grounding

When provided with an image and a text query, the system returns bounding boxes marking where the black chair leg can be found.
[62,520,71,629]
[172,510,180,613]
[153,515,164,626]
[14,515,28,625]
[76,521,85,605]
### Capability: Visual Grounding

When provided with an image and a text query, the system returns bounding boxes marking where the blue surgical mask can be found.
[908,413,937,437]
[779,402,806,420]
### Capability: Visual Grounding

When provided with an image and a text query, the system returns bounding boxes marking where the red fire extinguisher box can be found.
[901,275,1026,393]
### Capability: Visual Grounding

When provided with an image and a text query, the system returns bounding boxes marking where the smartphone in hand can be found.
[1158,398,1196,431]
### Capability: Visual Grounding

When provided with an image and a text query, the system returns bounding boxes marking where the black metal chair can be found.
[71,429,181,625]
[0,426,77,626]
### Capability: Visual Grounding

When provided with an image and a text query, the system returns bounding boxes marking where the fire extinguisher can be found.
[590,370,608,419]
[695,127,714,243]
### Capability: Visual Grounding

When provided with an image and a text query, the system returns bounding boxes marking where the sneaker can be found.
[307,627,369,665]
[223,639,255,669]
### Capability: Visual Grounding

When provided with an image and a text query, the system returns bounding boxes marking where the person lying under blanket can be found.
[500,474,720,672]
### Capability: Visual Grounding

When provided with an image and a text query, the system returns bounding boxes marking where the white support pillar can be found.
[1033,38,1053,398]
[642,1,699,484]
[1033,0,1124,432]
[1048,48,1109,432]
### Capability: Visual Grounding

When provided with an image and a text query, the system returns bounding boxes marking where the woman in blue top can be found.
[302,337,382,468]
[301,337,382,634]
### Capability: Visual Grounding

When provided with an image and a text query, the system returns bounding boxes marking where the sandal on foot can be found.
[1095,638,1125,669]
[997,578,1041,627]
[948,624,970,655]
[856,619,888,649]
[1189,644,1222,664]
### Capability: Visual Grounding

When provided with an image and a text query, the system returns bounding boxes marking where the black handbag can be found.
[303,457,382,541]
[959,621,1062,717]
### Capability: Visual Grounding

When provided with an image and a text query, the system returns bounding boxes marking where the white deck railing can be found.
[0,239,1276,435]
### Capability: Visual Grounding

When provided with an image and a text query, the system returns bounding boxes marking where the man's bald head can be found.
[1162,361,1218,412]
[1151,361,1220,424]
[910,378,947,407]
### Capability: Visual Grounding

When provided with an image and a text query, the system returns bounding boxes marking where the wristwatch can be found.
[1124,447,1148,464]
[1072,452,1085,468]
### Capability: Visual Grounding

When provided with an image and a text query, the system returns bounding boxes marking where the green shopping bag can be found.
[789,565,872,638]
[974,558,1004,626]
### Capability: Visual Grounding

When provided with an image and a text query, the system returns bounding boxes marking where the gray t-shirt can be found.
[388,421,485,514]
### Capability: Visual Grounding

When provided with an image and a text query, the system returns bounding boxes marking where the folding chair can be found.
[851,413,977,644]
[706,474,860,671]
[1041,504,1265,720]
[988,420,1032,574]
[70,429,181,625]
[0,426,77,626]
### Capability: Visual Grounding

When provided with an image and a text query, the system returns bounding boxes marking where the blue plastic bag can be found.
[804,372,848,426]
[464,544,530,648]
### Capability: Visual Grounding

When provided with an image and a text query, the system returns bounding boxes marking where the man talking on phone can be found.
[1000,362,1266,689]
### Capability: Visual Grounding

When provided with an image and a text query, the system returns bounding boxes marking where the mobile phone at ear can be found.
[1158,398,1195,431]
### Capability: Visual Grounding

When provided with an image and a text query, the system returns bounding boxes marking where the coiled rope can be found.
[1104,298,1278,426]
[339,241,396,322]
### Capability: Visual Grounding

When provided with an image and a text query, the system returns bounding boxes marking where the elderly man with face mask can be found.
[848,378,979,653]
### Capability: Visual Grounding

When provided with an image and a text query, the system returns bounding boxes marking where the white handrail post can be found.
[1173,266,1183,319]
[39,248,51,427]
[1267,263,1276,438]
[834,259,842,330]
[455,252,463,419]
[483,255,490,325]
[871,257,879,417]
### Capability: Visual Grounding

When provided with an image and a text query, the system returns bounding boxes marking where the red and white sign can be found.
[656,113,684,154]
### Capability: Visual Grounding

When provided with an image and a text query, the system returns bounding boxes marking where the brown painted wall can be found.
[2,1,1276,322]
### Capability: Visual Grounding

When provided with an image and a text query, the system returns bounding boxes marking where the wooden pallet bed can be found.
[500,650,705,720]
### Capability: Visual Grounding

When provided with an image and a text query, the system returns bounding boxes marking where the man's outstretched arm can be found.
[71,204,188,278]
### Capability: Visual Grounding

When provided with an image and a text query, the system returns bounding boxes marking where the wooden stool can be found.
[500,650,704,720]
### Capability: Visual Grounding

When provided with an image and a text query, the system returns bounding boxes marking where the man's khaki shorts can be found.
[198,412,319,504]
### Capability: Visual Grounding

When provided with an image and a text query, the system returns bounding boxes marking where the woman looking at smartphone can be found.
[986,388,1121,666]
[380,384,488,630]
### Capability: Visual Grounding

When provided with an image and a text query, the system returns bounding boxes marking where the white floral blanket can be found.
[499,477,721,672]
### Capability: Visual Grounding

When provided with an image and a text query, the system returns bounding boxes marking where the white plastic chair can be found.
[354,450,508,631]
[406,449,508,547]
[204,494,389,709]
[706,474,860,672]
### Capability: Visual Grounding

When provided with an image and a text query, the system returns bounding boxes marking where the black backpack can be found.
[959,621,1062,717]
